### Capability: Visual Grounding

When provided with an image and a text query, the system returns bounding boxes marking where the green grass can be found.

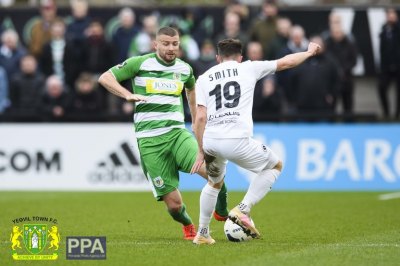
[1,191,399,265]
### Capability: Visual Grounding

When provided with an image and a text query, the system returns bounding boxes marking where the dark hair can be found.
[264,0,277,6]
[157,26,179,37]
[217,38,242,57]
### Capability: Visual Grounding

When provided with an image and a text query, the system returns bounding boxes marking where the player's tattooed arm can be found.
[98,71,146,102]
[107,87,126,98]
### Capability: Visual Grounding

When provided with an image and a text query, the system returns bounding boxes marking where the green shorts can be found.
[137,128,198,201]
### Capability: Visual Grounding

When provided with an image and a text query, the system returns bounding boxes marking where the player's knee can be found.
[167,204,182,214]
[164,197,182,213]
[206,162,224,179]
[208,176,224,189]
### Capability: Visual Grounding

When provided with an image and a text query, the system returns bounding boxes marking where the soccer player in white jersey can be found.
[191,38,320,244]
[98,27,229,241]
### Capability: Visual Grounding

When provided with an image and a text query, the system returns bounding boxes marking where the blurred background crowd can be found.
[0,0,399,122]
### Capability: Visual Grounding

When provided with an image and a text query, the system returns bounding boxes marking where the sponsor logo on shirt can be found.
[208,111,240,121]
[146,78,183,95]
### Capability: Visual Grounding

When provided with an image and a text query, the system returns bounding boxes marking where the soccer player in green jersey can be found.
[98,26,228,240]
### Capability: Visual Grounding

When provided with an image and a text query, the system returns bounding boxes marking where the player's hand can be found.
[307,42,321,56]
[190,152,204,174]
[125,94,147,102]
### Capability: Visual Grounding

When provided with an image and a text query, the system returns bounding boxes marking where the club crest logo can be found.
[23,224,48,254]
[173,72,181,80]
[153,176,164,188]
[10,217,60,260]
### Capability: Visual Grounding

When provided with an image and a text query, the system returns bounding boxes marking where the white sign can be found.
[0,124,150,191]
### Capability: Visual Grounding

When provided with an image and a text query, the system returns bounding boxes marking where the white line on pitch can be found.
[378,192,400,201]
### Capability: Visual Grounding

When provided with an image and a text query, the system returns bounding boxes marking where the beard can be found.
[160,52,176,63]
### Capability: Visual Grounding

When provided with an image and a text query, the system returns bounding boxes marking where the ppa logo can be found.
[66,236,106,260]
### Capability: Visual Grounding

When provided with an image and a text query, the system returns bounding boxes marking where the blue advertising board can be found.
[180,124,400,191]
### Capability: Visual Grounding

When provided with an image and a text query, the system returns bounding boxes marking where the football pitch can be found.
[1,191,399,266]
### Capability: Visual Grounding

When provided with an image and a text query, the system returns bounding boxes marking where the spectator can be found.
[66,0,91,43]
[82,20,115,111]
[10,55,45,114]
[267,17,292,59]
[0,29,27,81]
[224,0,250,27]
[160,9,193,39]
[128,14,158,57]
[214,11,248,50]
[161,7,213,48]
[82,20,114,75]
[177,27,200,61]
[29,0,60,58]
[279,25,309,55]
[112,7,140,63]
[40,19,80,88]
[161,16,200,60]
[324,11,358,114]
[0,66,9,113]
[40,75,71,121]
[111,8,140,114]
[276,25,308,111]
[377,7,400,119]
[192,39,217,77]
[246,41,283,116]
[248,0,278,58]
[289,36,339,115]
[71,72,102,115]
[183,7,213,46]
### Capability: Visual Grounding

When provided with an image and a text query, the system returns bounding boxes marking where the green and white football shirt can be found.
[110,53,195,138]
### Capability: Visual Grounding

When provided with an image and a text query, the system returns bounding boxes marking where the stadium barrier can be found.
[0,123,399,191]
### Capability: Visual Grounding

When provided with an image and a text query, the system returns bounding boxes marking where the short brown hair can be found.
[157,26,179,37]
[217,38,242,57]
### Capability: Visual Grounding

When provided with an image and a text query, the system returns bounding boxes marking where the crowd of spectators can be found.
[0,0,399,122]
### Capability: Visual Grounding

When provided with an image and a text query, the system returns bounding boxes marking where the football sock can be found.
[168,203,192,226]
[215,182,228,216]
[198,183,221,237]
[240,168,280,214]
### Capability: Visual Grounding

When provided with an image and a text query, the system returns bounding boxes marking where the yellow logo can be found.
[10,226,23,250]
[146,78,183,96]
[10,216,60,260]
[48,226,60,250]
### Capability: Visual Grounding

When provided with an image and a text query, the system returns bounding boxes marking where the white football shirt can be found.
[196,60,277,138]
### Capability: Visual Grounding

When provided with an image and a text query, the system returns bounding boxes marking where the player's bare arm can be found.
[98,71,147,102]
[276,42,321,71]
[185,87,197,130]
[190,105,207,174]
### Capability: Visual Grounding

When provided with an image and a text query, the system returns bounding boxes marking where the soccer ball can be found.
[224,218,255,242]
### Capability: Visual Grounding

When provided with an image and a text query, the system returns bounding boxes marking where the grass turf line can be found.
[1,191,399,266]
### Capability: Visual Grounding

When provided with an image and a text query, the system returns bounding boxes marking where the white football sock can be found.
[239,168,280,214]
[198,183,221,237]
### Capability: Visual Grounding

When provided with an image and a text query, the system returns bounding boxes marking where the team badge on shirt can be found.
[173,73,181,80]
[153,177,164,188]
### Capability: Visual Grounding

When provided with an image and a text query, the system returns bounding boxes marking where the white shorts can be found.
[203,137,280,182]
